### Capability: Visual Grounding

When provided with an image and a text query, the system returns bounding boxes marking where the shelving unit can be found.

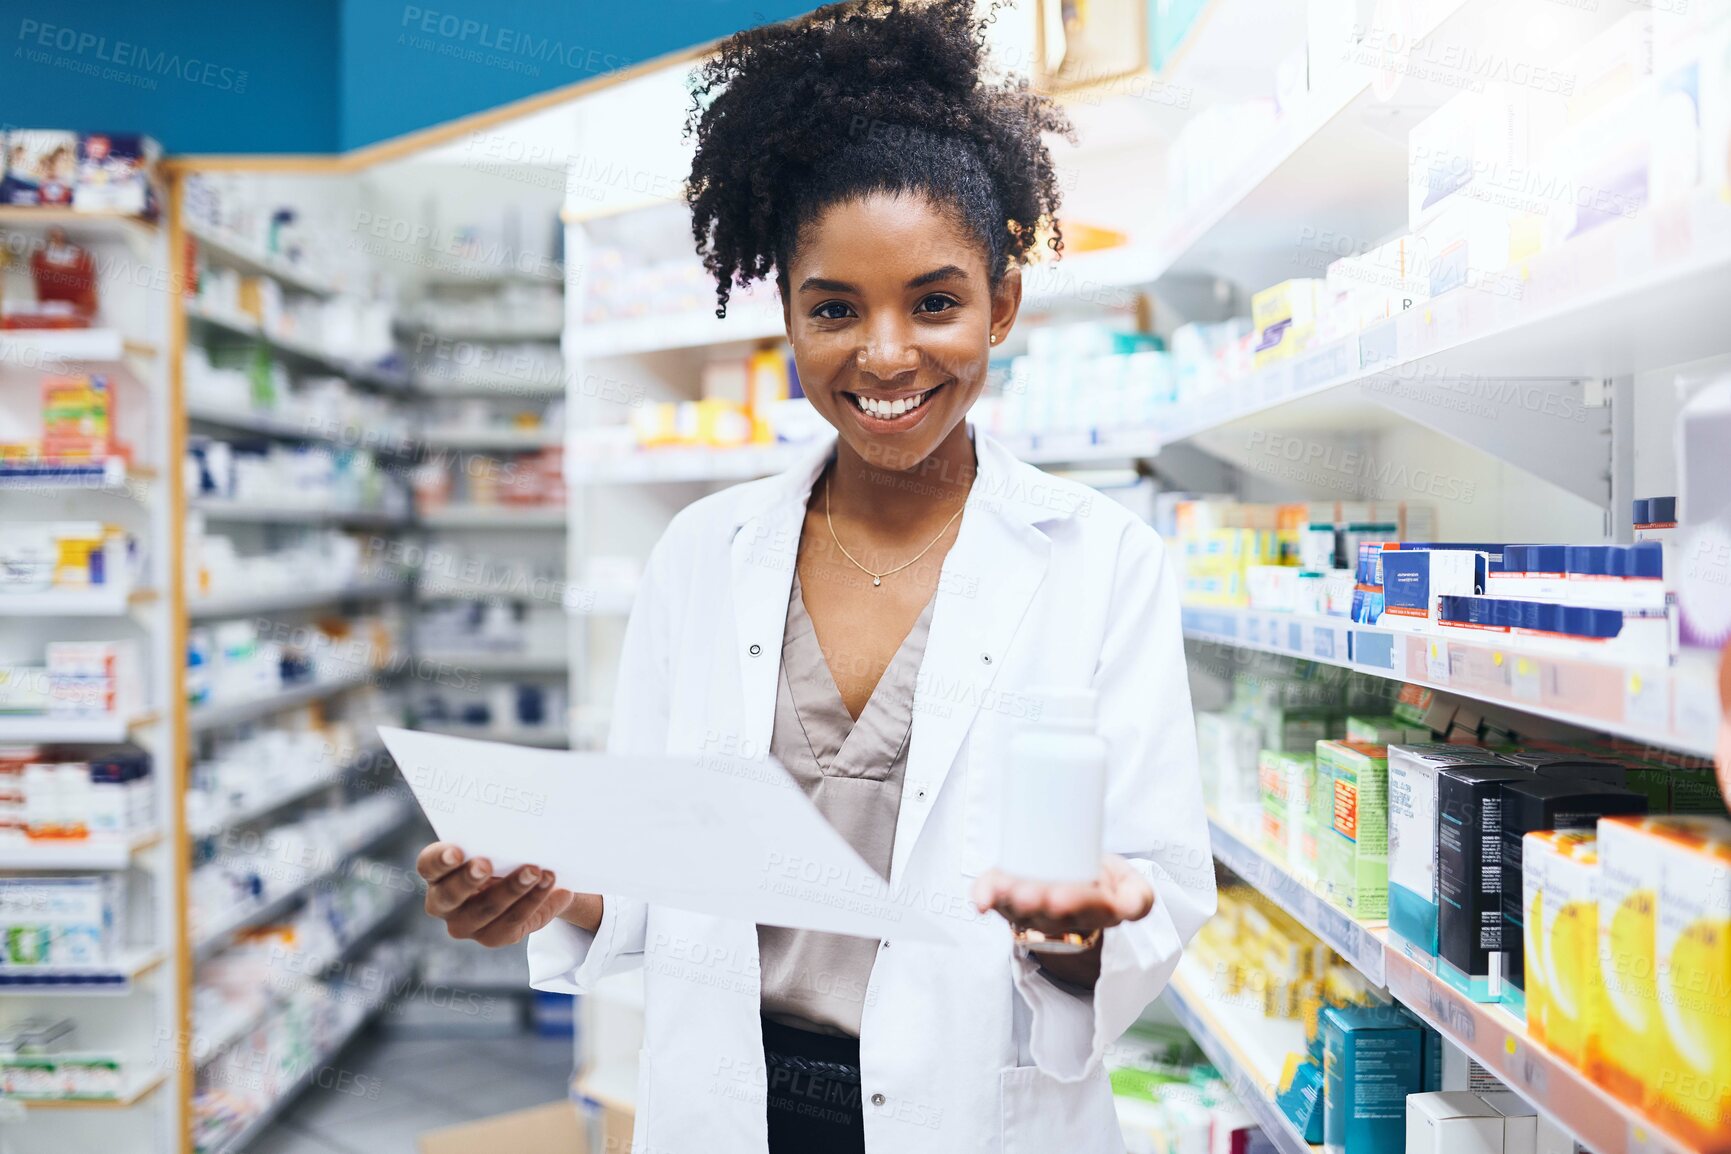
[0,204,182,1152]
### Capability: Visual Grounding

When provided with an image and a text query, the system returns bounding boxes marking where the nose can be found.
[855,316,920,383]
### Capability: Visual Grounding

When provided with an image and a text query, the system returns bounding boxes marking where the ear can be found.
[989,264,1023,346]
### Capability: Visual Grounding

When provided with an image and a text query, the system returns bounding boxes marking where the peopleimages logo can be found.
[16,20,250,91]
[398,7,629,76]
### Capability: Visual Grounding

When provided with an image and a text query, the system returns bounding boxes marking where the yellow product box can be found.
[1650,816,1731,1147]
[1521,830,1600,1066]
[1591,816,1664,1107]
[1251,279,1323,367]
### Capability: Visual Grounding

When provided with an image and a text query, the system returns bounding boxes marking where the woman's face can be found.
[782,192,1020,472]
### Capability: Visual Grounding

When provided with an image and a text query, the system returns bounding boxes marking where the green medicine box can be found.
[1317,741,1390,920]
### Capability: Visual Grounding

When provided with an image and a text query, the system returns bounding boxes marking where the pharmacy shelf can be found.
[188,670,373,734]
[0,828,161,870]
[1162,962,1318,1154]
[400,321,564,344]
[1182,606,1720,759]
[188,579,408,620]
[416,721,569,748]
[0,205,158,241]
[0,948,166,995]
[420,651,569,675]
[0,584,148,616]
[0,328,133,366]
[0,457,141,492]
[188,497,411,528]
[188,741,381,839]
[418,426,563,450]
[185,221,336,297]
[13,1071,166,1111]
[418,505,566,529]
[411,374,566,399]
[1385,950,1701,1154]
[201,974,406,1154]
[0,711,157,743]
[190,804,415,961]
[186,303,400,386]
[309,890,420,979]
[1206,814,1387,987]
[186,399,418,457]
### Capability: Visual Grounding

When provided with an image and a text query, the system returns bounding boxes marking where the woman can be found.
[415,2,1214,1150]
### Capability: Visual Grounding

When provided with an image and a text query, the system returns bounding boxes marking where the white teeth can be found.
[854,391,927,418]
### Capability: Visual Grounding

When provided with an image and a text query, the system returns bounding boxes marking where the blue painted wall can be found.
[0,1,816,155]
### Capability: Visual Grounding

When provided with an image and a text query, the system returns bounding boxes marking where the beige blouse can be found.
[756,572,936,1038]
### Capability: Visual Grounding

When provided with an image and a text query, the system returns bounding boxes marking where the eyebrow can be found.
[796,265,972,295]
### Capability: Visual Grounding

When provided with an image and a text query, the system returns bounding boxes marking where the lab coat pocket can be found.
[997,1064,1123,1154]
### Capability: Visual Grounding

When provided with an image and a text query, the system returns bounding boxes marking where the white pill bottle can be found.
[996,687,1107,885]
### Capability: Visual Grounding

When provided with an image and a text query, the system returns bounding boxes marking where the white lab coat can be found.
[529,428,1215,1154]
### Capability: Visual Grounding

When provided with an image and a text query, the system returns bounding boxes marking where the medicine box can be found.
[72,133,160,215]
[1388,745,1514,968]
[1345,715,1429,745]
[1649,816,1731,1146]
[1323,1005,1426,1154]
[1379,547,1495,633]
[1317,741,1389,920]
[1522,830,1600,1067]
[1251,279,1323,368]
[1589,816,1665,1107]
[1436,765,1532,1001]
[1498,779,1646,1017]
[1479,1092,1538,1154]
[1276,1053,1325,1143]
[1405,1091,1504,1154]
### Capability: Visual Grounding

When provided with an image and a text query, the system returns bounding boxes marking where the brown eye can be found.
[811,301,854,320]
[916,294,959,314]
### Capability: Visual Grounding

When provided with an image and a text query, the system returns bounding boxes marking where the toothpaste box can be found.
[1523,830,1601,1066]
[1379,547,1497,634]
[1436,765,1532,1001]
[1499,779,1647,1017]
[1317,741,1390,920]
[1388,745,1515,969]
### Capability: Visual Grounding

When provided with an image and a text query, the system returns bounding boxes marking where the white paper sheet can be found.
[378,726,955,944]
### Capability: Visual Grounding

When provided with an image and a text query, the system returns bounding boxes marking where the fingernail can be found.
[520,868,540,887]
[469,862,487,880]
[442,848,460,866]
[537,874,554,890]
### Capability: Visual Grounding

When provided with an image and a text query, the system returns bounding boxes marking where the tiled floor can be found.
[248,1028,577,1154]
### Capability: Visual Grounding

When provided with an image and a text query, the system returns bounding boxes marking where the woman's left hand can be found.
[969,855,1155,943]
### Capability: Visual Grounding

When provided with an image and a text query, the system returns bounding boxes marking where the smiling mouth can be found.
[846,385,938,420]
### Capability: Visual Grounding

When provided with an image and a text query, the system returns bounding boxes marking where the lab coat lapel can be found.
[892,475,1051,883]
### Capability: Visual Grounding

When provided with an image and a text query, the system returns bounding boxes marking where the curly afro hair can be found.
[685,0,1071,318]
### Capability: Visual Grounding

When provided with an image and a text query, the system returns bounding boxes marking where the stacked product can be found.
[414,679,568,738]
[0,523,138,596]
[186,729,350,837]
[0,744,153,841]
[0,874,125,966]
[191,939,413,1152]
[1107,1023,1267,1153]
[184,610,403,708]
[0,1016,130,1102]
[612,345,818,450]
[410,447,564,512]
[0,640,142,722]
[187,526,395,604]
[187,792,409,940]
[981,321,1175,441]
[186,349,412,448]
[403,281,562,337]
[0,376,126,472]
[186,437,411,516]
[0,130,158,212]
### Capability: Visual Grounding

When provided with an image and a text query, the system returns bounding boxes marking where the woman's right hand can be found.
[416,841,596,946]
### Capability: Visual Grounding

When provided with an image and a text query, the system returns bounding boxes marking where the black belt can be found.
[762,1017,866,1153]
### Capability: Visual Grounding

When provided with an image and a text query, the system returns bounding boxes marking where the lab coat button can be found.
[980,652,992,664]
[871,1093,886,1107]
[749,644,762,656]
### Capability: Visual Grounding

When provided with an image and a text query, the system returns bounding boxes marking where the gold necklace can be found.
[824,473,966,588]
